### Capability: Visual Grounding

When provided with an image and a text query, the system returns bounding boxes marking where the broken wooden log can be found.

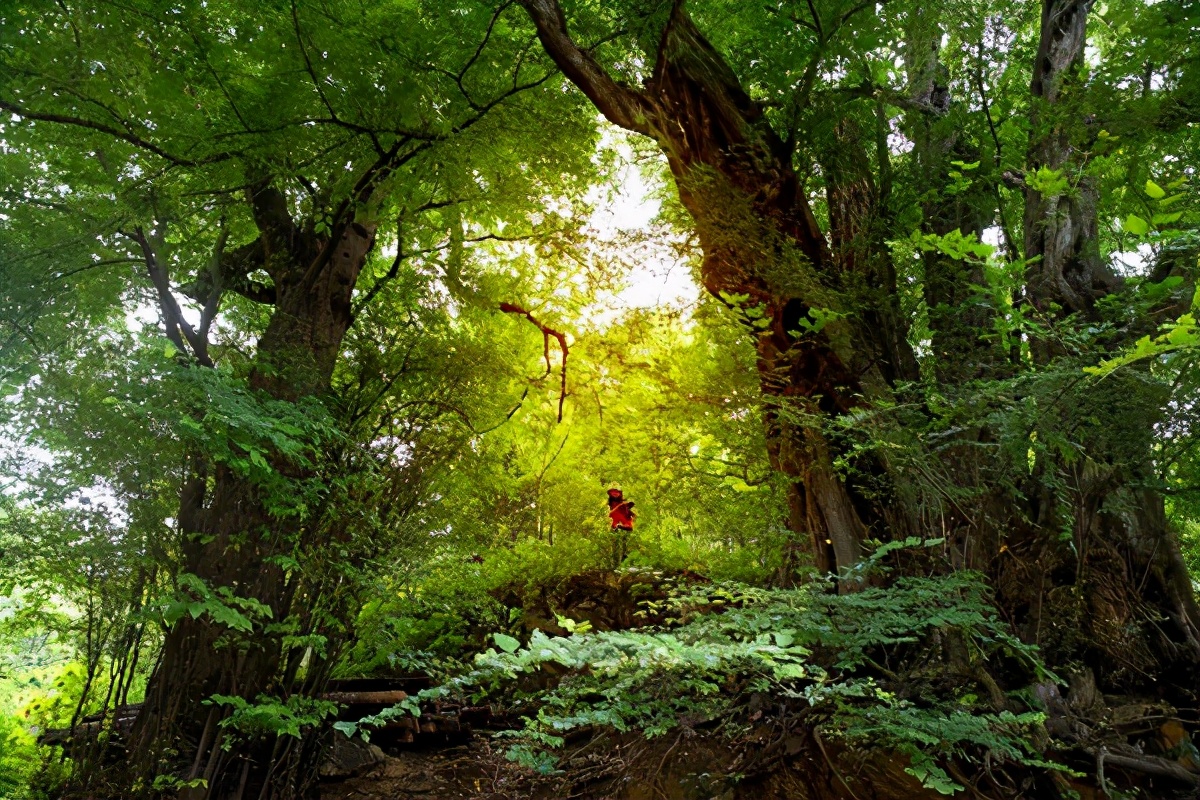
[322,690,408,705]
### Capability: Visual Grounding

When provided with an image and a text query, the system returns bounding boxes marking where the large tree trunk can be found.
[993,0,1200,694]
[522,0,916,578]
[901,12,998,383]
[1022,0,1114,322]
[124,201,376,799]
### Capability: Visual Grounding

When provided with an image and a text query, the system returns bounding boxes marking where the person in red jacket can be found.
[606,483,635,567]
[607,484,635,531]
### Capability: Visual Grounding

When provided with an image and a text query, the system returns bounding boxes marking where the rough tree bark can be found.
[901,11,997,383]
[520,0,916,578]
[1022,0,1117,322]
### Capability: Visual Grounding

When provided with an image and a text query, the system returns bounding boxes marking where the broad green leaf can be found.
[1159,193,1187,208]
[494,633,522,653]
[1123,214,1149,235]
[208,604,255,632]
[163,601,190,626]
[1166,324,1198,347]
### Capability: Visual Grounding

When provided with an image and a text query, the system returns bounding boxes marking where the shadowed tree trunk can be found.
[998,0,1200,691]
[109,59,561,788]
[124,183,377,798]
[1022,0,1115,323]
[901,11,997,383]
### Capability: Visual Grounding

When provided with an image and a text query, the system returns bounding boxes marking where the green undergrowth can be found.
[345,541,1068,795]
[338,527,780,679]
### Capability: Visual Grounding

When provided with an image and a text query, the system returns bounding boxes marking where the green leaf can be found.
[1144,179,1166,199]
[1166,324,1198,347]
[208,603,255,632]
[163,601,189,626]
[493,633,522,653]
[1123,214,1149,236]
[1027,166,1070,197]
[1159,193,1187,208]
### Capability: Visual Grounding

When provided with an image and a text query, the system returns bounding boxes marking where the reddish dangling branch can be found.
[499,302,569,421]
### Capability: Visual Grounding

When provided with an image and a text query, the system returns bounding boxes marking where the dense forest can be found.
[1,0,1200,797]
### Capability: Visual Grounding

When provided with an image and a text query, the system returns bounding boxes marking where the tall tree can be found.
[1003,0,1200,686]
[520,0,920,577]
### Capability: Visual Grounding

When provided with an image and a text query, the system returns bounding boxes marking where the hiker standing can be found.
[606,483,635,566]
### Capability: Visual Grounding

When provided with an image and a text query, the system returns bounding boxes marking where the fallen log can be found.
[322,690,408,705]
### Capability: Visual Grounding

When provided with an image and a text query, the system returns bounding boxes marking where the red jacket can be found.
[608,491,635,530]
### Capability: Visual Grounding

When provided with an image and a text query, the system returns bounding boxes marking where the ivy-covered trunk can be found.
[125,196,376,799]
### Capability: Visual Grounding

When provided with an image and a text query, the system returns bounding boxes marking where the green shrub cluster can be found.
[346,545,1065,794]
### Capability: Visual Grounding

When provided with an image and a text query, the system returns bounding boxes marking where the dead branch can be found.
[499,302,569,422]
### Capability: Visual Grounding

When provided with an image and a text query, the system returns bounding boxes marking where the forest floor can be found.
[314,566,1195,800]
[317,732,1135,800]
[316,567,865,800]
[318,727,829,800]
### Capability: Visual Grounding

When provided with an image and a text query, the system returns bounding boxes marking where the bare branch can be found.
[307,67,548,294]
[0,98,229,167]
[499,301,569,422]
[290,0,386,156]
[804,0,823,37]
[198,219,230,340]
[782,0,883,151]
[447,0,516,109]
[48,258,143,281]
[353,223,527,316]
[128,227,212,366]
